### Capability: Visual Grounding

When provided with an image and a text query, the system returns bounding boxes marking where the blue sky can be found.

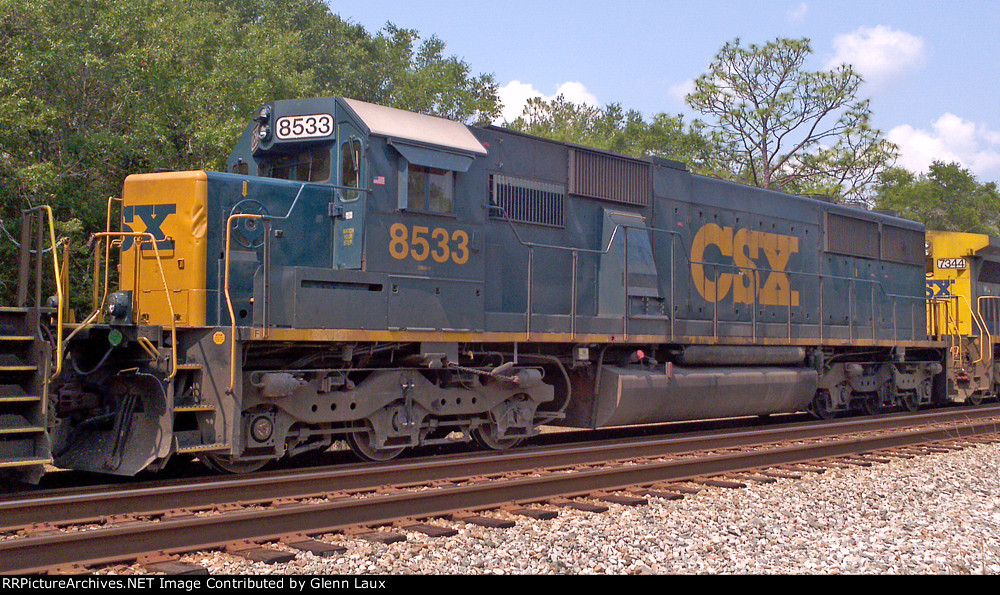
[330,0,1000,183]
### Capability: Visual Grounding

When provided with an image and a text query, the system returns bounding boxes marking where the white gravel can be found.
[112,439,1000,575]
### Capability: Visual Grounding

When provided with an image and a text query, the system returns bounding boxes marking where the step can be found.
[174,405,215,413]
[175,443,230,454]
[0,425,44,435]
[174,363,203,372]
[0,394,40,403]
[0,385,39,404]
[0,456,52,470]
[0,414,42,433]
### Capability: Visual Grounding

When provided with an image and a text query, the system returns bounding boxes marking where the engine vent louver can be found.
[569,148,650,207]
[881,224,925,266]
[489,174,565,227]
[826,213,925,266]
[825,213,880,260]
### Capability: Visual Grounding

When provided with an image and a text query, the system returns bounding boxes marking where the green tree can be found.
[874,162,1000,236]
[0,0,500,306]
[686,37,897,202]
[360,24,500,125]
[229,4,501,124]
[0,0,312,306]
[509,95,719,174]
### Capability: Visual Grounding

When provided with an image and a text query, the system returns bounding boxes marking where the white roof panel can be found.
[341,98,487,156]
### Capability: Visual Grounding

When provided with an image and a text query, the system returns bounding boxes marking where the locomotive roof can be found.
[341,98,487,156]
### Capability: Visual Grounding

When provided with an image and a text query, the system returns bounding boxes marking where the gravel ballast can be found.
[113,440,1000,575]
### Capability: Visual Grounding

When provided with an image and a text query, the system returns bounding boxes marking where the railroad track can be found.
[2,405,999,574]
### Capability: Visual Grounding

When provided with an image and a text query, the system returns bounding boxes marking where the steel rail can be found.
[2,406,999,530]
[1,412,999,573]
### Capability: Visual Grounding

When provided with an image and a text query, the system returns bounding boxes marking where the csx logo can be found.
[121,204,176,251]
[690,223,800,307]
[926,279,953,298]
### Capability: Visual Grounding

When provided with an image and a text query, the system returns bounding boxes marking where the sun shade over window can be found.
[390,140,475,173]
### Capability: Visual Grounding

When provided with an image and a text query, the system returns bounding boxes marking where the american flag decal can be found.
[373,176,385,185]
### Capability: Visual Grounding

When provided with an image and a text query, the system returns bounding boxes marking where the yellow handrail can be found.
[977,295,1000,367]
[83,231,179,379]
[958,293,989,365]
[25,206,66,378]
[223,213,264,393]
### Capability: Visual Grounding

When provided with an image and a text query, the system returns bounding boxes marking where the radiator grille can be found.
[489,175,565,227]
[881,224,925,266]
[826,213,880,260]
[569,148,650,206]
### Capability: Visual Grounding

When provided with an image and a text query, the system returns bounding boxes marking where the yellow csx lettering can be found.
[690,223,800,307]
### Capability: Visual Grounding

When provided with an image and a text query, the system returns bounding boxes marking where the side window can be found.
[231,159,249,175]
[407,165,454,214]
[340,138,362,200]
[393,141,473,214]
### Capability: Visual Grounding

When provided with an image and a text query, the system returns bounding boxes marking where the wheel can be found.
[346,426,405,462]
[471,397,532,450]
[901,391,921,412]
[202,453,268,474]
[228,199,268,248]
[470,422,522,451]
[967,392,984,406]
[860,394,883,415]
[806,391,836,420]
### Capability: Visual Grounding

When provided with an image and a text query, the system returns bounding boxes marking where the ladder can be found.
[0,208,61,483]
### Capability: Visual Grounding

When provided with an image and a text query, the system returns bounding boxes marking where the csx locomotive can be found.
[0,97,990,482]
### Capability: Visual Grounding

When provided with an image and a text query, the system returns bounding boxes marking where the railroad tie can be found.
[279,533,347,557]
[138,552,208,575]
[225,540,297,565]
[401,523,460,537]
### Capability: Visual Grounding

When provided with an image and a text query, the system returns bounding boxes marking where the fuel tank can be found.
[584,364,817,427]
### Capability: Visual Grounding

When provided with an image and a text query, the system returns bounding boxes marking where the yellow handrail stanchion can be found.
[223,213,264,394]
[76,231,179,380]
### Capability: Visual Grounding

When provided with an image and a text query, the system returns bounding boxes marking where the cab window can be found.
[260,147,331,183]
[340,139,363,200]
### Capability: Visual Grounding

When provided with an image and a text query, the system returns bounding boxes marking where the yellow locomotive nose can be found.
[925,229,1000,405]
[121,170,209,328]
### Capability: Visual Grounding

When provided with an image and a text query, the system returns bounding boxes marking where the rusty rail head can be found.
[2,407,1000,573]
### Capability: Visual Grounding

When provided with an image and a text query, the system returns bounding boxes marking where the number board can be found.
[936,258,968,270]
[276,114,334,140]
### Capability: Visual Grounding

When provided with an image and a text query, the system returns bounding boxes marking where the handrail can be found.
[490,206,927,344]
[976,295,999,366]
[83,231,179,380]
[95,196,122,314]
[930,296,962,365]
[224,213,263,393]
[958,293,990,365]
[21,206,65,377]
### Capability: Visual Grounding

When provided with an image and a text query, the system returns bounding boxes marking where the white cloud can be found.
[888,113,1000,180]
[496,80,599,124]
[826,25,925,91]
[787,2,808,24]
[668,78,695,105]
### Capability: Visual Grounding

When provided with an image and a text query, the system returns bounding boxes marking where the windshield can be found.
[259,147,332,183]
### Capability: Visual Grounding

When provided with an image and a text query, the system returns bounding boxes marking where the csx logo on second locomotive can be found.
[690,223,800,307]
[121,204,176,252]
